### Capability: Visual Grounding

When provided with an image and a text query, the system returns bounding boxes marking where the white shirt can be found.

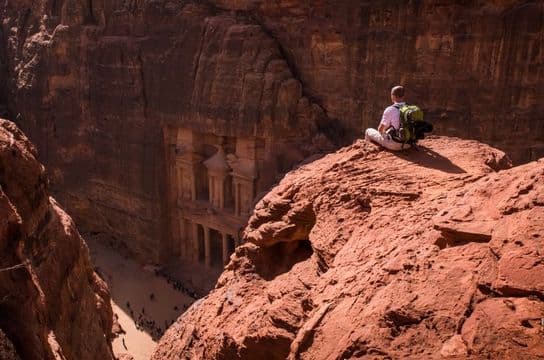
[380,102,405,130]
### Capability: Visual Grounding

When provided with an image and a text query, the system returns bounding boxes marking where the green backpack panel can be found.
[393,104,432,144]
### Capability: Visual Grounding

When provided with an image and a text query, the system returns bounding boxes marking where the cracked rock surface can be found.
[153,136,544,359]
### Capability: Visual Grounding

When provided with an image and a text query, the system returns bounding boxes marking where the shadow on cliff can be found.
[393,145,466,174]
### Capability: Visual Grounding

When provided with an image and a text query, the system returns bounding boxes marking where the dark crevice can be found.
[192,21,208,85]
[267,27,349,146]
[314,248,330,274]
[434,227,492,250]
[383,307,431,338]
[240,10,302,83]
[520,319,533,328]
[239,334,291,360]
[434,236,448,249]
[495,286,544,302]
[235,9,350,147]
[477,282,544,301]
[477,283,502,297]
[255,240,313,281]
[457,296,475,334]
[270,314,299,334]
[180,2,349,147]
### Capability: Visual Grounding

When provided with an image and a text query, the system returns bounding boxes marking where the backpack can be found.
[391,104,433,145]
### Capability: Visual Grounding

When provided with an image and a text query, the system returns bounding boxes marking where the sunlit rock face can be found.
[0,119,114,360]
[153,137,544,360]
[1,0,543,264]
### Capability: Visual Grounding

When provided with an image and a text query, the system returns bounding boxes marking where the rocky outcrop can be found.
[1,0,543,263]
[0,119,113,360]
[152,136,544,359]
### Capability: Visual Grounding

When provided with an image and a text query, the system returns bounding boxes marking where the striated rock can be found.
[0,119,114,360]
[152,136,544,359]
[213,0,544,164]
[1,0,543,264]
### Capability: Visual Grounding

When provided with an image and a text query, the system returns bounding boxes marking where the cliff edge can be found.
[0,119,114,360]
[153,136,544,359]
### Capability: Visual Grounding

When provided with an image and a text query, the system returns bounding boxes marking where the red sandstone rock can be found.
[0,119,114,359]
[152,136,544,359]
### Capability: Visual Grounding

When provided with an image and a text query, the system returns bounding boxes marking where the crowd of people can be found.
[124,300,184,340]
[154,268,201,300]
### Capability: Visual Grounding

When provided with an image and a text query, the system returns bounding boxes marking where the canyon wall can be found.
[213,0,544,163]
[1,0,330,263]
[0,119,113,360]
[1,0,543,262]
[153,136,544,359]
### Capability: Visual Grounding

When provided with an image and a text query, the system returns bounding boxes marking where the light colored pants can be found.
[364,128,408,151]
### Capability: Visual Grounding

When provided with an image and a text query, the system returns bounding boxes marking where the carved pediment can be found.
[204,146,230,173]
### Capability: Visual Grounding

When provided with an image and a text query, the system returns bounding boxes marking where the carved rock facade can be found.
[1,1,543,264]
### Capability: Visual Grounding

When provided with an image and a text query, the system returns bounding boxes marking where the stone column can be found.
[190,172,197,201]
[192,222,199,263]
[208,175,215,205]
[178,217,185,259]
[204,146,230,208]
[233,180,240,215]
[222,233,229,265]
[176,156,202,202]
[234,177,254,217]
[219,176,226,209]
[204,226,211,267]
[230,175,256,216]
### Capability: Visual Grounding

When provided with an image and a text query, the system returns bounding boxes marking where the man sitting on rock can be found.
[364,85,409,151]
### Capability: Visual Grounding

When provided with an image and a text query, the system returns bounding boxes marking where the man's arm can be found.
[378,106,393,133]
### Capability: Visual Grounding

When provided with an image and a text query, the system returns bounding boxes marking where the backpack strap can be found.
[393,103,409,145]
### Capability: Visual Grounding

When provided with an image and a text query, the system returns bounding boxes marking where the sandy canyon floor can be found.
[87,237,195,360]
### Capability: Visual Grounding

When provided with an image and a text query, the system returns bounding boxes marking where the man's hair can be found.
[391,85,405,98]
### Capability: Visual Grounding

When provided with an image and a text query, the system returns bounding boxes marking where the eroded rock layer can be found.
[0,119,113,360]
[1,0,543,262]
[153,137,544,359]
